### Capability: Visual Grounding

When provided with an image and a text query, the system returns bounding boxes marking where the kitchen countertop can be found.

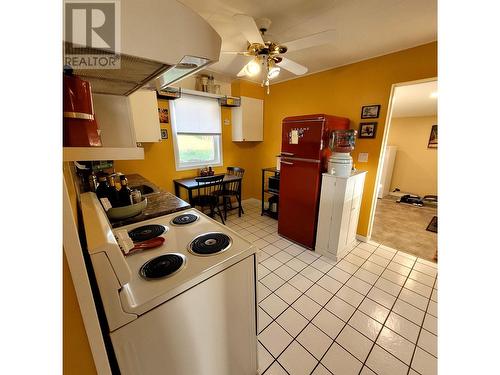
[110,174,191,228]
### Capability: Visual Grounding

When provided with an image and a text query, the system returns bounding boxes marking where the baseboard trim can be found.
[242,198,261,205]
[356,234,369,242]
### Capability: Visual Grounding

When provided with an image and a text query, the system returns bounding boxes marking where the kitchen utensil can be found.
[131,189,142,204]
[114,230,165,255]
[201,75,208,92]
[207,75,215,93]
[106,197,147,220]
[127,237,165,255]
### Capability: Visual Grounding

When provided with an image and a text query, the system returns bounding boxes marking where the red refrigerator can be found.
[278,114,349,249]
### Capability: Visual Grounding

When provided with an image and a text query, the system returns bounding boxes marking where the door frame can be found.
[365,76,438,240]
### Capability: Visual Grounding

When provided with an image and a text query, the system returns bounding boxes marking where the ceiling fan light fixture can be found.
[245,58,261,76]
[267,66,280,79]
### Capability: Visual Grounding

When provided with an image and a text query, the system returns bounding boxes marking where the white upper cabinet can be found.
[92,90,161,147]
[128,90,162,143]
[93,94,137,147]
[231,96,263,142]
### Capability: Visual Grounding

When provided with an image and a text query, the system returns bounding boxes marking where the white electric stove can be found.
[80,193,258,375]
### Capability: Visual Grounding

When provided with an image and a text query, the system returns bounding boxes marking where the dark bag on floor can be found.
[397,194,424,206]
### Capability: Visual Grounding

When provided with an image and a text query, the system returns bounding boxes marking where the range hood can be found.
[63,0,221,95]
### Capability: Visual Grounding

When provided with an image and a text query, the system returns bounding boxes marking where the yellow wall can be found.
[63,163,97,375]
[388,116,437,196]
[115,82,265,201]
[257,42,437,236]
[117,42,436,237]
[61,42,437,374]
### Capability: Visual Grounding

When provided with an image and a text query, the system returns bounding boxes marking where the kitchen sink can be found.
[130,184,156,195]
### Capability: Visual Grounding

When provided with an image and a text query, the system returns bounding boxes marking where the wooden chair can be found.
[192,175,225,224]
[215,167,245,220]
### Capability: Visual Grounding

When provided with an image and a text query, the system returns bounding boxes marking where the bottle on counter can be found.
[114,172,123,191]
[88,171,98,192]
[118,175,133,206]
[95,175,110,199]
[106,174,119,207]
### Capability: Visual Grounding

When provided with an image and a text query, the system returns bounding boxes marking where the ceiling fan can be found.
[222,14,335,93]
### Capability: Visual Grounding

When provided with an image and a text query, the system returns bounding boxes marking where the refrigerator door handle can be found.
[281,160,294,165]
[281,157,320,163]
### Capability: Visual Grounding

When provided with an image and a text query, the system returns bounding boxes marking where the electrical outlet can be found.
[358,153,369,162]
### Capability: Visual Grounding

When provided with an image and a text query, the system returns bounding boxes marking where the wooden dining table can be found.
[173,173,243,215]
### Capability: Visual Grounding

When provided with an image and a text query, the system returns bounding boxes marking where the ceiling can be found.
[391,80,437,118]
[179,0,437,83]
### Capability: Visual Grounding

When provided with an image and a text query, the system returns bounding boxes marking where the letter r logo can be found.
[65,1,116,51]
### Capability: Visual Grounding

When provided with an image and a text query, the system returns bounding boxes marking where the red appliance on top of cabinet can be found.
[278,114,349,249]
[63,71,102,147]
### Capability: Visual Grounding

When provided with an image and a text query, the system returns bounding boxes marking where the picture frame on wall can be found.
[428,124,437,148]
[361,104,381,119]
[158,108,169,123]
[160,129,168,140]
[358,122,377,138]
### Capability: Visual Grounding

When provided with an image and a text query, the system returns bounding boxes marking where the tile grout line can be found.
[228,207,437,375]
[257,237,335,374]
[258,242,374,374]
[309,244,400,374]
[405,276,438,375]
[260,246,435,320]
[356,255,426,375]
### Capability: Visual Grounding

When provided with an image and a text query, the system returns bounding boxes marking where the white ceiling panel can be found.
[179,0,437,83]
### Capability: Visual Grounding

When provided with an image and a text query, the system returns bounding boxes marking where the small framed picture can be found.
[160,129,168,140]
[358,122,377,138]
[158,108,169,123]
[428,125,437,148]
[361,104,381,119]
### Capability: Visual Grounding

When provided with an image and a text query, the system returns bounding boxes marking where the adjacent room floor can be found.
[370,196,437,262]
[224,200,437,375]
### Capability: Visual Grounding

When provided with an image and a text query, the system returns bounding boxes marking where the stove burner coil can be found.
[189,232,232,255]
[171,213,199,225]
[139,253,185,280]
[128,224,167,243]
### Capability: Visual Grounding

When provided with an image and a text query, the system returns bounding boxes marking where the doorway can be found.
[368,78,438,261]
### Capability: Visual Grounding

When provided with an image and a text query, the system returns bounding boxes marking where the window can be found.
[170,94,223,170]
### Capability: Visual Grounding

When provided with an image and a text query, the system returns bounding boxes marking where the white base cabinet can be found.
[315,171,367,261]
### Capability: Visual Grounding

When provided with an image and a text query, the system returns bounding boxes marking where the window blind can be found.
[170,94,221,134]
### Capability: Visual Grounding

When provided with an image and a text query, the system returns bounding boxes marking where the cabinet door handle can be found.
[281,152,294,156]
[281,161,294,165]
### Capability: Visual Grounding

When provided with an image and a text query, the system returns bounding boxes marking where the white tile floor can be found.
[223,200,437,375]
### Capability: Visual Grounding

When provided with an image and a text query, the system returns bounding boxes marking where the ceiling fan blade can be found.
[283,30,335,52]
[221,51,249,55]
[233,14,265,45]
[277,57,308,75]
